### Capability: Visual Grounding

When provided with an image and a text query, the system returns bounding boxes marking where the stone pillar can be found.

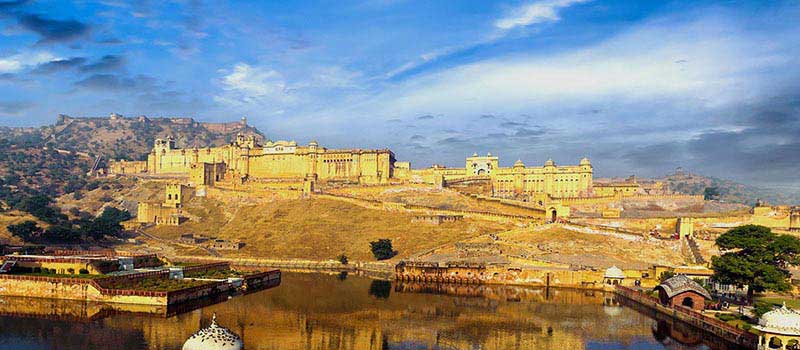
[433,174,445,189]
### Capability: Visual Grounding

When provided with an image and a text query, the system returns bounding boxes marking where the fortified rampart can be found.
[560,194,704,206]
[315,192,544,221]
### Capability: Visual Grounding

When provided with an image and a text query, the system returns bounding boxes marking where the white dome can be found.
[755,304,800,336]
[183,314,243,350]
[604,266,625,279]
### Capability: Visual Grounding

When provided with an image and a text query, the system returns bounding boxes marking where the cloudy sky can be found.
[1,1,799,190]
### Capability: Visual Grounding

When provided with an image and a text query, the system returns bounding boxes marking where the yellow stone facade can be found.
[753,204,800,231]
[137,184,188,226]
[488,157,593,199]
[138,135,395,184]
[404,154,594,199]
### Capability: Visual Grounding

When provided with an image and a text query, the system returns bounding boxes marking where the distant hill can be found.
[44,113,264,161]
[657,169,800,206]
[0,113,264,199]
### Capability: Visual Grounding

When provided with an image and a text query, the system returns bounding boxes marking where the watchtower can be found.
[163,184,186,208]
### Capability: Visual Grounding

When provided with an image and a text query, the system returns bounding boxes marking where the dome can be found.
[514,159,525,167]
[183,314,243,350]
[604,266,625,279]
[472,152,478,157]
[580,157,591,165]
[309,140,318,146]
[755,304,800,336]
[544,158,555,167]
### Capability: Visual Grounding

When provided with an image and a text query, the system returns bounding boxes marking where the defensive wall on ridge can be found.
[314,192,544,222]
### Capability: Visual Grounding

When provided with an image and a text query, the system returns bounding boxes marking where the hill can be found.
[45,114,264,161]
[658,169,800,205]
[0,114,264,199]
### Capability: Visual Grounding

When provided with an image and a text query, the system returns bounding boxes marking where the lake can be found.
[0,272,739,350]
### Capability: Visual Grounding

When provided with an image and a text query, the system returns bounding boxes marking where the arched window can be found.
[681,296,694,308]
[769,337,784,349]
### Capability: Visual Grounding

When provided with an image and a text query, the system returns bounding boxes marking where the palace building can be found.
[110,134,395,184]
[401,153,594,200]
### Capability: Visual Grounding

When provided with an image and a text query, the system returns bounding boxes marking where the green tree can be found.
[659,271,675,282]
[370,239,397,261]
[703,186,721,200]
[7,221,40,241]
[17,195,65,224]
[82,207,131,240]
[711,225,800,299]
[43,225,81,243]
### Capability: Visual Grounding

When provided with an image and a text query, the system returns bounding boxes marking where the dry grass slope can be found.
[147,196,512,261]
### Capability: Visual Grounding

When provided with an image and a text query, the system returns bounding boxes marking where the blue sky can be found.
[1,0,799,189]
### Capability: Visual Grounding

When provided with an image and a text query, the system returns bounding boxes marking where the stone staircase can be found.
[684,237,706,265]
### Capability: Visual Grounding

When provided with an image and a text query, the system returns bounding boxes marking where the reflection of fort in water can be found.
[0,273,737,350]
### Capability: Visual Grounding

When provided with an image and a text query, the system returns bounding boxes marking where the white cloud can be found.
[495,0,590,30]
[371,16,786,119]
[0,52,59,73]
[214,63,292,106]
[387,0,589,79]
[304,66,363,88]
[214,63,365,110]
[289,13,797,158]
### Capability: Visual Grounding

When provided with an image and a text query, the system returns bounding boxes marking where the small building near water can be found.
[654,275,711,311]
[603,266,625,286]
[754,304,800,350]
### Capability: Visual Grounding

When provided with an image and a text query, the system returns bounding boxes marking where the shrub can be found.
[370,239,397,261]
[79,268,89,274]
[659,271,675,282]
[337,254,349,265]
[67,268,75,274]
[715,314,737,322]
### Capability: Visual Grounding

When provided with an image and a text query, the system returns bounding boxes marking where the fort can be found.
[110,134,395,184]
[107,127,671,218]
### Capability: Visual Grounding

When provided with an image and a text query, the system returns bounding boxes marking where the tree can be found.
[82,207,131,240]
[8,221,40,241]
[703,186,721,200]
[43,225,81,243]
[337,254,349,265]
[17,195,64,224]
[659,271,675,282]
[711,225,800,299]
[370,239,397,261]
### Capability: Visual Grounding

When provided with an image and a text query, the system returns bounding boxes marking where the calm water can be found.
[0,272,734,350]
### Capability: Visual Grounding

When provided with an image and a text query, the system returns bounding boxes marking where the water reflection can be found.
[0,272,743,350]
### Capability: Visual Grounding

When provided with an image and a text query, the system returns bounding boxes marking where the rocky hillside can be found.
[0,114,263,200]
[658,169,799,205]
[44,113,264,161]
